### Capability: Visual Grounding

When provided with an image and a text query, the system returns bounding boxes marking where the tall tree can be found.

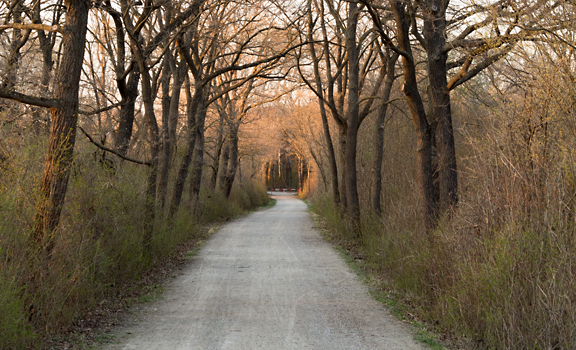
[300,0,392,228]
[171,1,303,216]
[372,50,398,215]
[0,0,91,252]
[362,0,557,229]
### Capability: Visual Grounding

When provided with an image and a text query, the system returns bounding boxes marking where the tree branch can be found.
[0,23,62,33]
[78,101,125,116]
[0,89,61,108]
[78,126,152,166]
[449,44,515,90]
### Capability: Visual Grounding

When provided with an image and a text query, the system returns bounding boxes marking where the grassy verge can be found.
[0,143,270,349]
[309,175,576,350]
[307,199,450,350]
[262,197,277,209]
[86,196,278,349]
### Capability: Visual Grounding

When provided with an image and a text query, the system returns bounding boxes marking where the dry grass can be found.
[0,129,269,349]
[310,56,576,349]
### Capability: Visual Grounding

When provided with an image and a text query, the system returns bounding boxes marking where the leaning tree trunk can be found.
[170,81,202,217]
[372,53,399,215]
[33,0,90,253]
[392,0,437,232]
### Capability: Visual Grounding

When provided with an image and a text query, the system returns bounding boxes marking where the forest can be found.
[1,0,575,348]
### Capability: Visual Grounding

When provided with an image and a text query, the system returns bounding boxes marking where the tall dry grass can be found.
[430,69,576,348]
[311,51,576,349]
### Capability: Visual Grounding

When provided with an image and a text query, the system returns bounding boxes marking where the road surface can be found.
[102,194,425,350]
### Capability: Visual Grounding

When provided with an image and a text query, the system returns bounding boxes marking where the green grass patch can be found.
[138,284,165,303]
[263,197,277,209]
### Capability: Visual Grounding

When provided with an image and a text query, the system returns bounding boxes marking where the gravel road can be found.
[101,194,426,350]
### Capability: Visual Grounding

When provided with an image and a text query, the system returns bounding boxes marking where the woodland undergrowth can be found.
[310,77,576,350]
[0,132,268,349]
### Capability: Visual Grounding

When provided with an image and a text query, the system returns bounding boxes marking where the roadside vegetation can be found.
[1,0,576,349]
[306,43,576,349]
[0,129,268,349]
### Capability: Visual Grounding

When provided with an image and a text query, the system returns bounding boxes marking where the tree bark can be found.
[216,138,230,191]
[114,69,139,156]
[1,1,27,91]
[158,54,173,208]
[221,123,239,198]
[372,52,399,215]
[422,0,458,213]
[106,4,140,156]
[189,95,208,199]
[137,59,160,253]
[338,123,348,212]
[210,112,226,190]
[169,79,202,217]
[159,56,186,210]
[307,0,340,205]
[32,0,90,252]
[391,0,437,232]
[344,0,361,228]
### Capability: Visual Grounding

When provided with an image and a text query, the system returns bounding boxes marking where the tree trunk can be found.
[1,1,26,91]
[309,148,327,189]
[307,0,339,205]
[423,0,458,213]
[372,53,399,215]
[222,123,239,198]
[216,138,230,191]
[33,0,57,94]
[114,70,139,156]
[107,4,139,157]
[158,55,173,208]
[168,60,186,149]
[344,1,361,228]
[338,123,348,212]
[160,58,186,210]
[189,95,208,199]
[137,61,160,254]
[32,0,90,253]
[210,112,226,190]
[392,0,437,232]
[32,1,56,135]
[170,80,202,217]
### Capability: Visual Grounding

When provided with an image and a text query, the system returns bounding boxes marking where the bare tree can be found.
[299,0,393,228]
[0,0,90,253]
[171,1,304,216]
[362,0,559,230]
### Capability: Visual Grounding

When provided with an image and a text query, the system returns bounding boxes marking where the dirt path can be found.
[101,194,425,349]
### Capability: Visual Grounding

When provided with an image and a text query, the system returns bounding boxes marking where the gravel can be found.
[100,194,426,350]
